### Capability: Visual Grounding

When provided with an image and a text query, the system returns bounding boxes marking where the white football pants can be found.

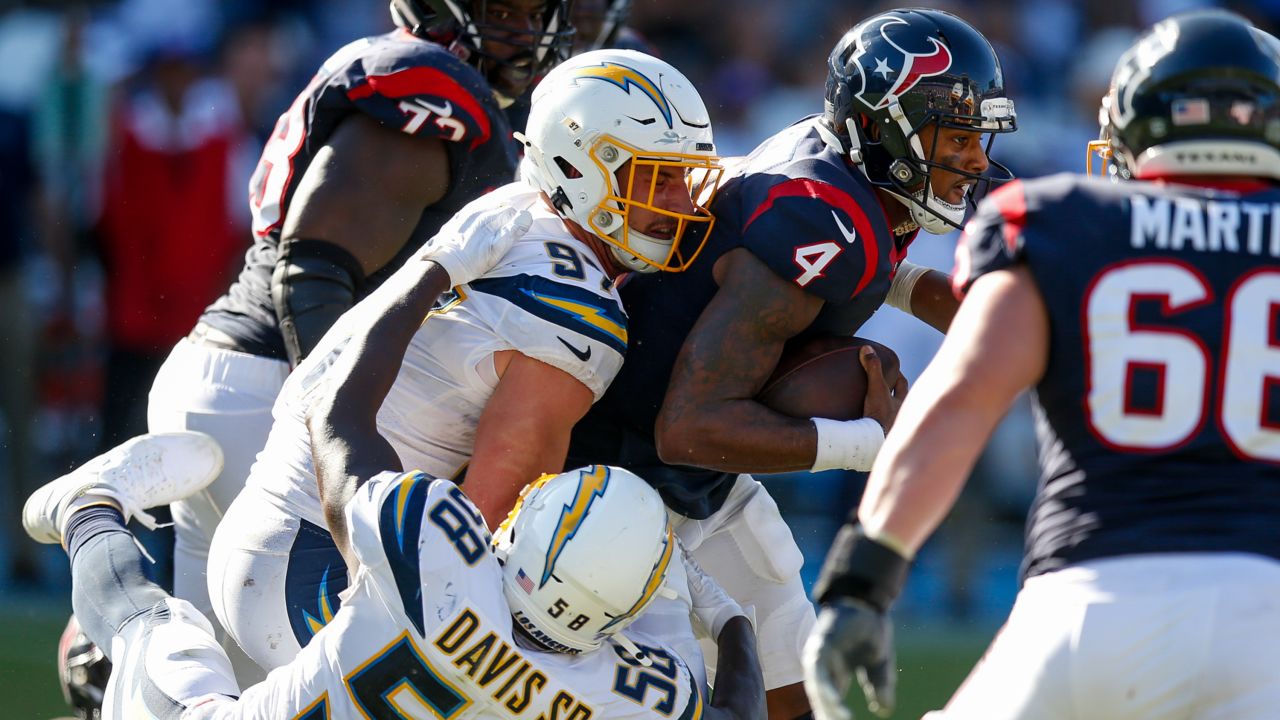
[653,475,816,691]
[927,553,1280,720]
[147,338,289,683]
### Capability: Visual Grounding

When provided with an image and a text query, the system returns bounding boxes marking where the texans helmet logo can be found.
[852,15,954,110]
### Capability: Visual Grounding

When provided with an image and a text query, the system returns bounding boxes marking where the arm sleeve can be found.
[272,238,366,367]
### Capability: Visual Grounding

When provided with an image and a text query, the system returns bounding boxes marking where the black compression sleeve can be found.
[272,239,366,366]
[811,523,910,612]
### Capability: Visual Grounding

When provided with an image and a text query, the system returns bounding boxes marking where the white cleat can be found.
[23,431,224,545]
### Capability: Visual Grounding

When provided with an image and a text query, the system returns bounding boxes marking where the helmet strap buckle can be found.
[612,632,654,667]
[447,38,470,62]
[550,187,574,214]
[889,159,918,184]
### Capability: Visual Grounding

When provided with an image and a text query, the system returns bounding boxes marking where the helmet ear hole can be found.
[554,156,584,179]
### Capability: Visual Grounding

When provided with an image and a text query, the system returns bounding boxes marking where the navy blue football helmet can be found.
[391,0,573,103]
[820,8,1017,233]
[1090,10,1280,181]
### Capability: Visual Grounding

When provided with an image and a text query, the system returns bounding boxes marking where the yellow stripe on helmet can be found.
[541,466,611,587]
[574,62,674,128]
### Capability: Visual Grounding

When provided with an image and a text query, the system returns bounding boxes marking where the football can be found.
[757,335,902,420]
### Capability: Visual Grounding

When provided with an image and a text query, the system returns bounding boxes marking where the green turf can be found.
[888,625,992,718]
[0,601,991,719]
[0,599,74,719]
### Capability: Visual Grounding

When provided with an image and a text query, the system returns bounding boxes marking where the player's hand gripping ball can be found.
[758,336,902,421]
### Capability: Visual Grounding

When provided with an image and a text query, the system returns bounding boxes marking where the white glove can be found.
[421,203,533,287]
[682,541,748,639]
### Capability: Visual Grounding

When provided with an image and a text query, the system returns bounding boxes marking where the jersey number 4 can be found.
[793,242,843,288]
[1083,260,1280,462]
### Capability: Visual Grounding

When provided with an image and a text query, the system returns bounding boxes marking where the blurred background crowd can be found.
[0,0,1276,635]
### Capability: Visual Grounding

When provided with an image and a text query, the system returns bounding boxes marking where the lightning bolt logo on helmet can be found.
[573,61,675,128]
[851,15,954,111]
[541,466,611,587]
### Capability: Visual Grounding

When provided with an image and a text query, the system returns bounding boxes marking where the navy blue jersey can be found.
[956,173,1280,581]
[201,30,518,359]
[568,117,916,518]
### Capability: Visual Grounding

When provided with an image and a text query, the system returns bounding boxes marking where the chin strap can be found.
[612,632,654,667]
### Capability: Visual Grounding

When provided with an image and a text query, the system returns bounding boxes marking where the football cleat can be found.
[23,431,224,545]
[57,614,109,719]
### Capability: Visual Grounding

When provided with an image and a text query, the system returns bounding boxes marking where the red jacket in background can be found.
[99,78,246,351]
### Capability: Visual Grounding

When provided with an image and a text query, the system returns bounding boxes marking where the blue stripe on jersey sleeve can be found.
[377,471,432,637]
[675,662,704,720]
[468,274,629,355]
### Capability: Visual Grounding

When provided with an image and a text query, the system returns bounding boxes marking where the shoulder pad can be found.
[346,471,490,636]
[736,175,890,303]
[466,250,628,399]
[335,35,498,150]
[953,179,1028,296]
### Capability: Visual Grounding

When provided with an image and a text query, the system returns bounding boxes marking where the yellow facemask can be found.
[586,135,725,273]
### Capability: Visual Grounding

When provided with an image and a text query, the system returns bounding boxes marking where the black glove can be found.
[803,523,911,719]
[805,598,895,720]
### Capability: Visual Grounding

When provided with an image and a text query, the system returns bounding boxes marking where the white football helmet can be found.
[516,49,724,273]
[492,465,674,654]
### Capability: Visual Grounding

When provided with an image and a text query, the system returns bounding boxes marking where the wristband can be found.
[862,524,915,560]
[885,261,930,313]
[811,523,910,612]
[811,417,885,472]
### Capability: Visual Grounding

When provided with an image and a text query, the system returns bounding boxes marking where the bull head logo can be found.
[852,15,954,111]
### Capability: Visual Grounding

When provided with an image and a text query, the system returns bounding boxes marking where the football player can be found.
[566,8,1016,717]
[207,49,726,674]
[804,10,1280,720]
[504,1,651,139]
[28,442,761,719]
[25,200,762,720]
[144,0,572,668]
[572,0,643,53]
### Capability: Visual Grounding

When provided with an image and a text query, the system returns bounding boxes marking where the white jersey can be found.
[244,183,628,526]
[214,472,705,719]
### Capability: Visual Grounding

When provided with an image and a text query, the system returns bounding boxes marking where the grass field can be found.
[0,598,74,719]
[0,600,991,719]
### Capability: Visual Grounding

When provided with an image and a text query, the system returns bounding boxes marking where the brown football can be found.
[757,336,901,420]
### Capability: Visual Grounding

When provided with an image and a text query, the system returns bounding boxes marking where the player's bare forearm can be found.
[656,248,825,472]
[465,352,595,528]
[282,114,449,274]
[910,268,959,333]
[273,117,451,364]
[309,258,454,553]
[860,266,1048,553]
[703,616,767,720]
